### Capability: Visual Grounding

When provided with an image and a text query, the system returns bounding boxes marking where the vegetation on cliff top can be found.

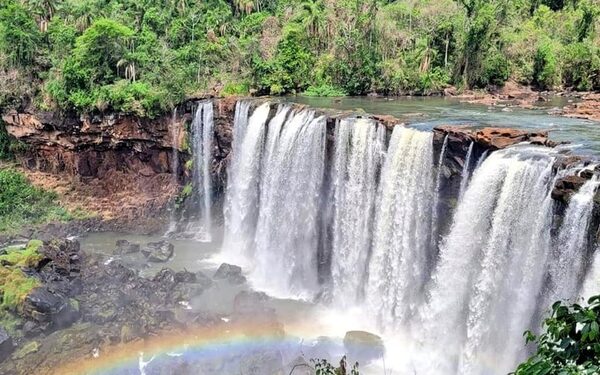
[0,168,75,232]
[0,0,598,117]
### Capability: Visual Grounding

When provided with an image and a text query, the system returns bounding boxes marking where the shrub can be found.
[480,49,511,87]
[533,41,561,89]
[515,296,600,374]
[302,84,347,97]
[561,42,600,91]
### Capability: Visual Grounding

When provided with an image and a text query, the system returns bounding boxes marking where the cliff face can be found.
[2,99,598,238]
[2,110,181,177]
[1,108,188,229]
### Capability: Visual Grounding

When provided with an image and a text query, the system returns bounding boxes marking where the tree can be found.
[68,18,134,87]
[0,1,41,67]
[515,296,600,375]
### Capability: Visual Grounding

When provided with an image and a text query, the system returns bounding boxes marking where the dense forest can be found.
[0,0,599,117]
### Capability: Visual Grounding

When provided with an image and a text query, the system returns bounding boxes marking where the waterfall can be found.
[418,145,555,375]
[223,102,270,258]
[582,246,600,301]
[166,109,179,236]
[545,176,600,304]
[366,127,435,329]
[458,141,474,201]
[475,149,489,170]
[330,118,386,306]
[431,134,449,250]
[252,109,326,298]
[219,100,599,374]
[187,101,215,241]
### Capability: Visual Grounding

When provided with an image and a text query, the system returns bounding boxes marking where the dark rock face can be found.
[214,263,246,285]
[552,175,588,203]
[0,328,13,363]
[21,288,79,329]
[1,111,183,179]
[141,241,174,262]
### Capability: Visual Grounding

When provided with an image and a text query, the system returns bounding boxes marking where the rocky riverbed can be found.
[0,236,273,375]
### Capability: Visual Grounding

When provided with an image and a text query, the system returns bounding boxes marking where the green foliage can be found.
[175,182,193,209]
[253,23,314,95]
[515,296,600,374]
[0,121,20,160]
[561,41,600,90]
[0,240,43,312]
[302,84,347,97]
[1,0,600,113]
[312,357,359,375]
[533,41,561,89]
[0,1,41,67]
[0,169,74,233]
[222,81,250,96]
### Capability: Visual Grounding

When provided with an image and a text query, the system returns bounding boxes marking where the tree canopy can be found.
[0,0,599,117]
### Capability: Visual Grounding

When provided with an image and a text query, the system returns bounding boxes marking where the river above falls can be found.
[286,96,600,155]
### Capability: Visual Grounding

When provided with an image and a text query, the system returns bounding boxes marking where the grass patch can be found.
[0,168,75,233]
[0,240,43,312]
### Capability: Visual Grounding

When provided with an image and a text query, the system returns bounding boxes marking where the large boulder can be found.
[552,175,588,204]
[141,241,174,263]
[0,327,13,362]
[213,263,246,285]
[21,287,80,329]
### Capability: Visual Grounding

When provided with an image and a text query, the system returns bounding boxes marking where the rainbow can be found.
[50,320,344,375]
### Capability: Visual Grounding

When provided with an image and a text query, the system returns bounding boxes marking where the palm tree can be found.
[300,0,326,49]
[23,0,59,32]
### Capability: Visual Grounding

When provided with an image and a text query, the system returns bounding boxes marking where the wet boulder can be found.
[113,240,140,255]
[141,241,174,263]
[213,263,246,285]
[552,175,588,204]
[0,327,13,362]
[174,269,213,288]
[153,268,176,284]
[174,270,197,283]
[21,287,80,329]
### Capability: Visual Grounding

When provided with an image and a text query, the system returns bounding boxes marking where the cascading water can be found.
[188,101,214,241]
[545,175,600,304]
[222,102,270,258]
[582,246,600,301]
[330,118,386,305]
[431,134,449,249]
[457,141,474,201]
[252,109,326,298]
[417,146,556,375]
[217,100,600,375]
[366,127,435,329]
[166,109,179,236]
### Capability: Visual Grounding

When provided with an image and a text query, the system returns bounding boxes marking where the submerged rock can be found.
[141,241,174,262]
[113,240,140,255]
[0,328,13,362]
[213,263,246,285]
